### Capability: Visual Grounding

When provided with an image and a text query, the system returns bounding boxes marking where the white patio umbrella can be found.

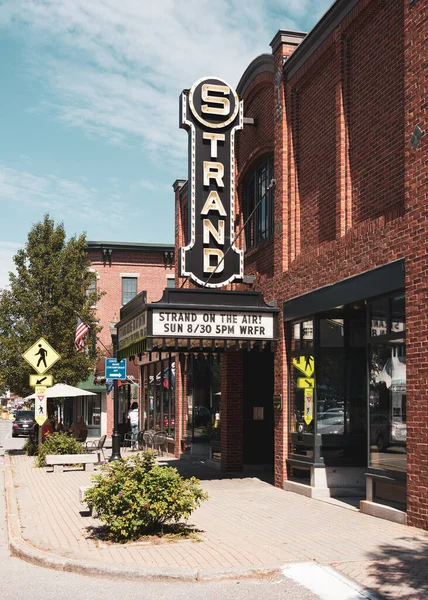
[25,383,96,400]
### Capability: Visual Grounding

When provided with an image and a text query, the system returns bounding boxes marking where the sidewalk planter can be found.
[84,451,208,542]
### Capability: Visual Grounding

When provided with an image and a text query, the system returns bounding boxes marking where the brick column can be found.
[270,31,305,487]
[270,30,306,272]
[221,351,243,472]
[404,0,428,530]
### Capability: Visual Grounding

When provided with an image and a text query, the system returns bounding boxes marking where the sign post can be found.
[23,337,60,447]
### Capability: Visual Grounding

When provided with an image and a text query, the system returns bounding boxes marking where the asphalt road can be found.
[0,419,324,600]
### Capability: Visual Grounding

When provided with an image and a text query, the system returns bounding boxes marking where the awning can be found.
[117,288,279,360]
[78,374,106,393]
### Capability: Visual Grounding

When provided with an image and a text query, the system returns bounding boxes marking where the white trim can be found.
[166,274,175,279]
[120,273,140,278]
[86,268,100,279]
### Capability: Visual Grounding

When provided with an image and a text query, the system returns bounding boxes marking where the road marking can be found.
[282,563,373,600]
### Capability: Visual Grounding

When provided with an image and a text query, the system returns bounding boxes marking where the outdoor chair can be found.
[85,434,107,461]
[153,431,168,456]
[141,429,155,450]
[122,432,133,450]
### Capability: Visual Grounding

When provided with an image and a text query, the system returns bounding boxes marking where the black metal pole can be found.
[109,331,121,461]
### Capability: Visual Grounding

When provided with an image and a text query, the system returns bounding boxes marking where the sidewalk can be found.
[4,451,428,598]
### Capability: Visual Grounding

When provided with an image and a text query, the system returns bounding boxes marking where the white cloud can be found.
[0,163,127,228]
[0,241,21,290]
[0,0,332,168]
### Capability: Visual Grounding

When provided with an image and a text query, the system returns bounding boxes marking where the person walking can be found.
[127,402,139,450]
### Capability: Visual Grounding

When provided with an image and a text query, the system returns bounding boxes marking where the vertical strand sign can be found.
[180,77,244,288]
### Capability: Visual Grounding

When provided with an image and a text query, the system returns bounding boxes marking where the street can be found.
[0,419,366,600]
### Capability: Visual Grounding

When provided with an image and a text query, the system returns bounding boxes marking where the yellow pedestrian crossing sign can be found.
[35,393,47,425]
[304,388,314,425]
[297,377,314,389]
[292,356,315,377]
[22,337,60,375]
[29,374,53,387]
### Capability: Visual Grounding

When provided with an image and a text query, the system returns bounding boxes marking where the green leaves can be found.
[84,451,208,542]
[36,432,85,467]
[0,214,102,396]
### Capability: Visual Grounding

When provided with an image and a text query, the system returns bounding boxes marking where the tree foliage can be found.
[0,215,101,397]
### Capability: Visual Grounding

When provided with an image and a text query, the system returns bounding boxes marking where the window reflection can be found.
[370,298,388,337]
[369,343,406,471]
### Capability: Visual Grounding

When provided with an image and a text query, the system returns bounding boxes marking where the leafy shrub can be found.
[36,432,84,467]
[23,436,38,456]
[84,450,208,542]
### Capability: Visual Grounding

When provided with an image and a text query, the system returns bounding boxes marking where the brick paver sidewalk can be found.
[8,453,428,598]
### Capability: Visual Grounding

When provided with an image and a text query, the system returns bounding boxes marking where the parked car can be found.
[317,408,345,435]
[370,412,406,451]
[12,410,36,437]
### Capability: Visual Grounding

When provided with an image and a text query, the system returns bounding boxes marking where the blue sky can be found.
[0,0,332,289]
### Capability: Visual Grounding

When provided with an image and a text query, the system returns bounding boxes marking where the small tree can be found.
[0,215,101,397]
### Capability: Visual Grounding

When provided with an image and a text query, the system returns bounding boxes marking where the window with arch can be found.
[243,155,274,250]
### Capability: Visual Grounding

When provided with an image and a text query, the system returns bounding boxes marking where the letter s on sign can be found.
[201,84,230,116]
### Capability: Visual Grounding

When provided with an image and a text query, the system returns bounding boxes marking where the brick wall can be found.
[88,246,174,435]
[173,0,427,529]
[290,47,337,248]
[347,0,405,224]
[403,0,428,531]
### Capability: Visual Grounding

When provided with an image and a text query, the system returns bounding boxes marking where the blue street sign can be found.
[105,358,127,379]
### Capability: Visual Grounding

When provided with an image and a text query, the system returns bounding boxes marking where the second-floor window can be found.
[86,276,97,307]
[244,155,274,250]
[122,277,137,305]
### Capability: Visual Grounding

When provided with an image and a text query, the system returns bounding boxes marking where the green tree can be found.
[0,215,101,397]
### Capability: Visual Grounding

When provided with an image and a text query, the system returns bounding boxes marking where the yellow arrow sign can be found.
[22,337,60,375]
[297,377,314,389]
[292,355,315,378]
[29,374,53,387]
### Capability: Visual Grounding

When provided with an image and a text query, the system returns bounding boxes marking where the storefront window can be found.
[320,318,344,347]
[391,293,405,333]
[148,362,155,430]
[370,298,388,337]
[369,342,406,472]
[142,357,175,437]
[291,320,314,351]
[316,353,345,435]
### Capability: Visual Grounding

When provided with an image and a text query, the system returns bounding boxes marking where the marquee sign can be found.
[180,77,244,288]
[152,309,274,340]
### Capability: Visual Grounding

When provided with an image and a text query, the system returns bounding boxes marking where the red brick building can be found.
[118,0,427,530]
[81,241,174,438]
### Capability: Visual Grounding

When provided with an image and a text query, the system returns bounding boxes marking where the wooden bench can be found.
[45,453,99,473]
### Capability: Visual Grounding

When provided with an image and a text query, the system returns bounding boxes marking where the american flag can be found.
[75,316,90,351]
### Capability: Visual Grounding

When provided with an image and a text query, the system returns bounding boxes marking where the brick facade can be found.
[87,242,174,434]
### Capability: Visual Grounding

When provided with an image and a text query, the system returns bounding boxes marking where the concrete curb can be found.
[3,452,281,582]
[318,565,387,600]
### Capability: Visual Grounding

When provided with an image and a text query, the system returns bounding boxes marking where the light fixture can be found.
[410,125,423,149]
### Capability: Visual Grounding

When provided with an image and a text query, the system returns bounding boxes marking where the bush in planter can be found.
[36,432,84,467]
[84,450,208,542]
